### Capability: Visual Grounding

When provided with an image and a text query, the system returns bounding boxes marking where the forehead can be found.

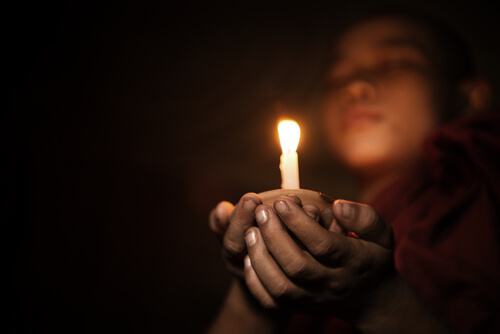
[334,18,433,60]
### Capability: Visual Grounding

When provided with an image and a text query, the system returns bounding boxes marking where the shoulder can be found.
[423,110,500,190]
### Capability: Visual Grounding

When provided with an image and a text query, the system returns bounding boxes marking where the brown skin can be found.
[243,198,394,314]
[207,17,489,334]
[322,18,441,203]
[208,197,451,334]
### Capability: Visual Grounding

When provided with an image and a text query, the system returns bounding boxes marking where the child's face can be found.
[323,18,440,176]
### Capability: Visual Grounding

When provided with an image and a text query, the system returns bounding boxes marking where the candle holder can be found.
[258,189,335,230]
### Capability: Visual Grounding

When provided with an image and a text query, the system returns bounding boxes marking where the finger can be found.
[333,200,393,249]
[255,204,327,280]
[245,227,307,300]
[274,197,354,262]
[301,204,346,236]
[243,255,277,308]
[302,204,320,223]
[222,193,261,257]
[209,201,234,241]
[328,218,347,234]
[284,194,303,207]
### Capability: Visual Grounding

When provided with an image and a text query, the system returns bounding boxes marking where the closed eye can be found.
[378,58,424,72]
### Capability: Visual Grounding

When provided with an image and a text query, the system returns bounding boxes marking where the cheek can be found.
[384,78,438,143]
[322,99,344,153]
[376,78,439,166]
[321,75,439,171]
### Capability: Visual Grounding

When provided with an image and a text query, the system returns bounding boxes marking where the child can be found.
[207,7,499,334]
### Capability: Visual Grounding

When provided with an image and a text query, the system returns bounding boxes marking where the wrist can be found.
[354,273,452,334]
[209,279,290,334]
[234,279,291,328]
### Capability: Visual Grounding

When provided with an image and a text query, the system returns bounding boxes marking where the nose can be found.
[339,79,377,106]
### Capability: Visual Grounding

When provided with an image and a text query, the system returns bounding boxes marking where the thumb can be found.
[332,200,393,249]
[209,201,234,240]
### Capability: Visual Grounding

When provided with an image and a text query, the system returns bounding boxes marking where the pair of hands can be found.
[209,192,396,318]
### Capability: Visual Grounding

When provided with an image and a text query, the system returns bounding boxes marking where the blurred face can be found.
[323,18,440,178]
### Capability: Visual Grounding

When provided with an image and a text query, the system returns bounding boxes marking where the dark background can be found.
[5,1,499,333]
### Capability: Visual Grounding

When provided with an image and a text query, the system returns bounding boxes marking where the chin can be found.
[339,148,392,173]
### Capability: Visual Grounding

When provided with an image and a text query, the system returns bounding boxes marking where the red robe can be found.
[285,111,500,333]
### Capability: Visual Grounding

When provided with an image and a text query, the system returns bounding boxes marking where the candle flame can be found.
[278,120,300,154]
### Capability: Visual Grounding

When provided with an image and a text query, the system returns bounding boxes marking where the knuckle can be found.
[269,279,291,299]
[231,215,251,229]
[283,256,308,278]
[222,238,244,257]
[309,235,335,258]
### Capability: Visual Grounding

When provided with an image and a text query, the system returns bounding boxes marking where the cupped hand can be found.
[243,196,395,318]
[209,193,311,278]
[208,193,261,277]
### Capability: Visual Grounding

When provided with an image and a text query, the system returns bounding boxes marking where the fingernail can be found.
[255,209,268,224]
[215,202,229,219]
[246,230,257,246]
[213,208,223,225]
[286,194,301,206]
[305,210,319,222]
[243,198,257,212]
[275,200,288,214]
[244,255,251,268]
[340,201,355,219]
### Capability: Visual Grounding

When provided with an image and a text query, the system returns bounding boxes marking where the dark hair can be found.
[326,5,476,122]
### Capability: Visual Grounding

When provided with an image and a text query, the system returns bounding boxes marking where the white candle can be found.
[278,120,300,189]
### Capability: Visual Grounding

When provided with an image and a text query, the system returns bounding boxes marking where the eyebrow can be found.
[376,37,430,57]
[331,36,431,65]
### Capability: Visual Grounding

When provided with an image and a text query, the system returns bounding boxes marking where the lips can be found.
[341,108,382,131]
